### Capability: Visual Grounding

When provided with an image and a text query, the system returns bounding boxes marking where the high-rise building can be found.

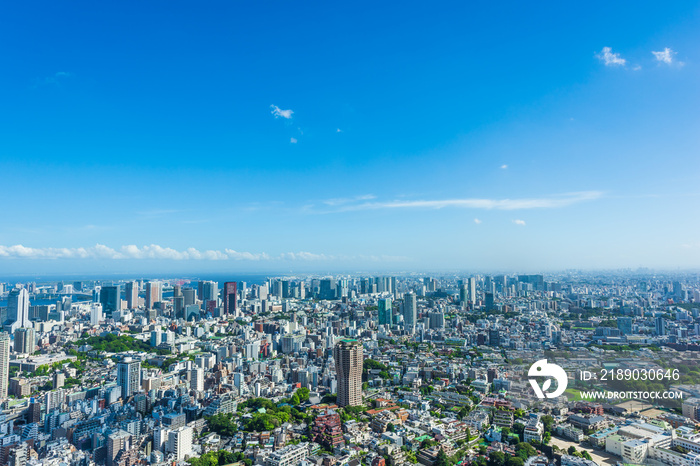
[378,298,393,326]
[125,281,139,310]
[428,311,445,330]
[145,282,162,309]
[182,288,196,306]
[403,293,417,332]
[334,339,363,407]
[107,430,131,466]
[617,317,633,335]
[484,292,496,311]
[223,282,237,316]
[199,281,218,303]
[655,316,666,336]
[5,288,30,332]
[117,358,141,399]
[468,277,477,305]
[319,279,336,300]
[90,303,103,325]
[100,285,121,315]
[190,368,204,391]
[167,426,193,461]
[0,333,9,400]
[14,327,35,354]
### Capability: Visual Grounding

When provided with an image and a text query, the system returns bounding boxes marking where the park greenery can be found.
[74,333,171,355]
[187,450,251,466]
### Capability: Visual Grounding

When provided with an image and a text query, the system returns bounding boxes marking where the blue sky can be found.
[1,1,699,274]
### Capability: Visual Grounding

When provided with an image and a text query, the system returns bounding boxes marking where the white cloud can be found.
[337,128,342,132]
[652,48,681,65]
[474,218,482,224]
[596,47,626,66]
[270,105,293,119]
[513,219,526,226]
[0,244,416,263]
[317,191,602,212]
[290,137,297,144]
[500,164,508,169]
[322,194,376,206]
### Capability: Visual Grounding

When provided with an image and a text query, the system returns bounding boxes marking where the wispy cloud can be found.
[474,218,482,224]
[0,244,406,262]
[500,164,508,169]
[513,219,526,226]
[312,191,602,213]
[652,47,682,66]
[596,47,626,66]
[336,128,343,133]
[35,71,74,87]
[290,137,297,144]
[321,194,376,206]
[270,105,293,119]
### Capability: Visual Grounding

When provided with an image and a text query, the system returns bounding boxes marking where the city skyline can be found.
[1,1,699,274]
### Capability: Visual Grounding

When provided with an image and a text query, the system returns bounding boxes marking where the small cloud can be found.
[596,47,626,66]
[513,219,526,226]
[474,218,482,224]
[500,164,508,170]
[652,48,682,66]
[632,65,642,71]
[36,71,74,87]
[336,128,343,133]
[270,105,293,119]
[290,137,297,144]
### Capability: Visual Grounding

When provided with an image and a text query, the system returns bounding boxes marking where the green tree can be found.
[434,449,451,466]
[488,451,506,466]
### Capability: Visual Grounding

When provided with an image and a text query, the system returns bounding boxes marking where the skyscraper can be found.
[117,357,141,399]
[223,282,237,316]
[125,281,139,310]
[378,298,393,326]
[655,316,666,336]
[403,292,417,332]
[0,333,9,400]
[5,288,30,332]
[334,339,363,407]
[100,285,121,315]
[145,281,162,309]
[468,277,477,305]
[14,327,35,354]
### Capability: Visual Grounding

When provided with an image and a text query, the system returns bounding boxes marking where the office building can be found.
[125,281,138,309]
[100,285,121,315]
[5,288,30,332]
[334,339,363,407]
[655,316,666,336]
[117,357,141,399]
[14,327,35,354]
[223,282,237,316]
[145,281,162,309]
[378,298,393,326]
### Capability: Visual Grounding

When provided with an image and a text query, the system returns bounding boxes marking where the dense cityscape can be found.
[0,272,699,466]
